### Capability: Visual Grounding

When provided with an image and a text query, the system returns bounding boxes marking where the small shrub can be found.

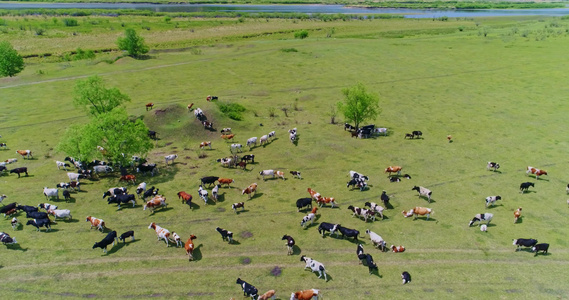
[215,101,246,121]
[238,17,245,23]
[52,18,58,24]
[164,16,171,23]
[34,28,45,36]
[0,19,6,26]
[36,69,45,75]
[63,18,78,27]
[294,30,308,39]
[268,107,276,118]
[75,48,95,60]
[458,26,465,32]
[281,48,298,53]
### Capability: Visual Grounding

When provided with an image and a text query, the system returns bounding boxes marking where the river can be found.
[1,3,569,18]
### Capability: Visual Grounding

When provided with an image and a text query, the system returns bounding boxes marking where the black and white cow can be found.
[0,232,17,245]
[485,196,502,207]
[26,218,51,231]
[344,123,356,131]
[136,164,158,176]
[513,238,538,251]
[282,234,295,255]
[532,243,549,256]
[107,194,136,209]
[356,244,366,263]
[93,231,118,253]
[241,154,255,164]
[103,187,127,199]
[38,203,57,212]
[63,190,71,202]
[364,254,378,275]
[142,187,158,200]
[296,198,312,212]
[364,202,384,219]
[402,271,411,284]
[216,227,233,243]
[487,162,500,171]
[317,222,339,238]
[236,278,258,300]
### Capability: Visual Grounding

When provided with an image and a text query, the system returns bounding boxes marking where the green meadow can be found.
[2,14,569,299]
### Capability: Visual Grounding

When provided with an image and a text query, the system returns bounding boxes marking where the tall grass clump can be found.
[215,101,246,121]
[63,18,78,27]
[294,30,308,39]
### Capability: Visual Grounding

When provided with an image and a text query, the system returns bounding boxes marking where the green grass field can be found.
[2,15,569,299]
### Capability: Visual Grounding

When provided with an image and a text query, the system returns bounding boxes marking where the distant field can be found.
[2,15,569,299]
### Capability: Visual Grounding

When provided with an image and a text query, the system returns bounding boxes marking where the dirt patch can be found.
[423,288,434,293]
[270,266,282,277]
[185,156,192,160]
[241,257,251,265]
[506,289,521,293]
[165,142,173,146]
[154,109,167,116]
[240,231,253,239]
[57,292,77,297]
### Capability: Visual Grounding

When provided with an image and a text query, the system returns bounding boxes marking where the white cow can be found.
[0,194,6,205]
[172,232,182,247]
[48,209,72,220]
[365,229,386,251]
[230,144,243,153]
[212,184,220,202]
[43,187,59,200]
[268,131,276,139]
[67,172,82,182]
[246,137,258,148]
[56,161,69,171]
[259,170,275,180]
[374,127,388,136]
[300,256,327,281]
[260,135,269,145]
[198,185,209,205]
[165,154,178,165]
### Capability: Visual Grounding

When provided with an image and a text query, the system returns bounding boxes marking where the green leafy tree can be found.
[117,28,149,58]
[73,75,130,117]
[337,83,381,130]
[57,109,153,166]
[0,41,25,77]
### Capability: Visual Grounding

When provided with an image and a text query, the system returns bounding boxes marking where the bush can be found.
[294,30,308,39]
[63,18,78,27]
[75,48,95,60]
[215,101,246,121]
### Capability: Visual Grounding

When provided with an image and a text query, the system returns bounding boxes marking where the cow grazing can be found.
[527,166,548,179]
[344,123,356,131]
[56,161,70,171]
[0,143,7,149]
[16,150,32,159]
[136,182,147,196]
[86,216,106,232]
[514,207,522,223]
[217,178,234,187]
[391,245,406,253]
[402,271,411,284]
[385,166,402,176]
[291,289,320,300]
[259,169,275,180]
[10,167,28,178]
[229,143,242,154]
[316,196,337,208]
[194,107,204,119]
[148,222,172,247]
[136,164,157,177]
[389,176,401,182]
[307,188,320,201]
[103,187,127,199]
[164,154,178,165]
[374,127,388,136]
[141,187,158,200]
[485,195,502,207]
[172,232,182,248]
[380,191,390,208]
[200,176,219,187]
[412,186,432,203]
[258,290,276,300]
[520,182,535,193]
[300,256,327,281]
[404,133,414,139]
[300,208,317,228]
[93,165,113,175]
[177,191,193,208]
[232,202,245,213]
[43,187,59,200]
[487,162,500,171]
[337,225,360,240]
[296,198,312,212]
[197,185,209,204]
[5,158,17,164]
[290,171,302,179]
[364,254,378,275]
[206,95,218,101]
[364,202,384,220]
[468,213,493,227]
[11,217,19,230]
[185,234,197,261]
[145,102,154,111]
[289,132,297,143]
[268,131,276,139]
[216,227,233,243]
[221,128,232,134]
[0,232,17,245]
[242,183,258,199]
[412,130,423,138]
[68,181,81,191]
[365,229,386,251]
[199,141,212,150]
[201,120,214,129]
[347,178,367,191]
[26,218,51,231]
[48,209,72,220]
[118,231,135,243]
[282,234,295,255]
[513,238,538,251]
[402,207,432,220]
[236,278,258,300]
[93,231,118,253]
[119,175,136,184]
[143,195,167,212]
[317,222,339,238]
[532,243,549,256]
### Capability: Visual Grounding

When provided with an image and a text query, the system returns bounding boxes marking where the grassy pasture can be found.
[2,16,569,299]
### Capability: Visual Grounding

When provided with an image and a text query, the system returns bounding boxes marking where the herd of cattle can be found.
[0,104,557,299]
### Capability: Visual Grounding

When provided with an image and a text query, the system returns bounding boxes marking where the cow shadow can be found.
[229,240,240,245]
[44,228,61,233]
[520,190,537,194]
[149,207,173,215]
[291,245,301,255]
[515,247,535,253]
[516,217,523,224]
[57,218,79,223]
[105,243,126,255]
[413,217,437,222]
[293,136,299,147]
[486,204,503,209]
[248,192,263,200]
[186,202,200,210]
[5,243,27,252]
[235,209,249,214]
[191,244,203,261]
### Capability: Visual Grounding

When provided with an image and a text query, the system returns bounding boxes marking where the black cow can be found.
[0,166,7,173]
[17,205,38,213]
[364,254,378,275]
[337,225,360,241]
[216,227,233,243]
[0,232,16,244]
[357,128,372,139]
[93,231,118,253]
[108,194,136,209]
[0,202,17,214]
[381,190,390,207]
[26,211,49,219]
[26,218,51,231]
[513,238,538,251]
[136,163,158,176]
[236,278,258,300]
[201,176,219,187]
[63,190,71,202]
[402,271,411,284]
[296,198,312,212]
[317,222,339,238]
[520,182,535,193]
[412,130,423,138]
[118,231,135,243]
[142,187,158,200]
[10,167,28,178]
[241,155,255,164]
[148,130,157,140]
[532,243,549,256]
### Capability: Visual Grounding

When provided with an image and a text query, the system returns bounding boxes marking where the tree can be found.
[57,109,153,166]
[117,28,149,58]
[0,41,25,77]
[337,83,381,130]
[73,75,130,117]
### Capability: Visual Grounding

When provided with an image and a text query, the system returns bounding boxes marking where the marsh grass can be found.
[1,15,569,299]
